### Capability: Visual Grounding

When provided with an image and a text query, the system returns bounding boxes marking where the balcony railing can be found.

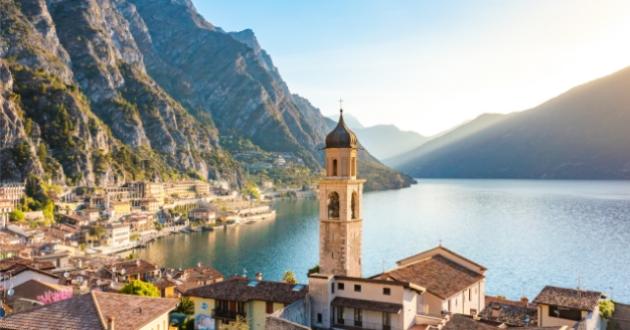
[212,308,246,320]
[332,321,399,330]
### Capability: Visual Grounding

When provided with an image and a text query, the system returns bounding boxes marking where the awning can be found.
[331,297,402,313]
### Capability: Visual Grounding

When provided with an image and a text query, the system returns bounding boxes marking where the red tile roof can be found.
[373,255,483,299]
[0,291,177,330]
[532,286,602,311]
[185,277,307,304]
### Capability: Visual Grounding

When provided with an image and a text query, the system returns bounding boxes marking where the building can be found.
[185,277,308,330]
[172,262,224,294]
[4,279,72,313]
[0,199,14,228]
[440,313,567,330]
[0,290,178,330]
[0,183,25,207]
[104,259,160,283]
[479,295,537,327]
[532,286,603,330]
[189,206,217,224]
[106,223,130,249]
[0,258,59,288]
[302,110,488,330]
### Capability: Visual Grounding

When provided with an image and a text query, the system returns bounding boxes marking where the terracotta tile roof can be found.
[532,286,602,311]
[92,291,178,329]
[373,255,483,299]
[0,291,177,330]
[397,246,487,271]
[7,279,69,302]
[106,259,158,276]
[479,298,537,327]
[331,297,402,313]
[443,314,565,330]
[185,277,308,304]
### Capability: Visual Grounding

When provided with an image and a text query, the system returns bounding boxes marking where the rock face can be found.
[0,0,411,190]
[393,66,630,179]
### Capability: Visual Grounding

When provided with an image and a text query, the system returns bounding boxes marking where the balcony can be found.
[332,321,397,330]
[212,308,246,321]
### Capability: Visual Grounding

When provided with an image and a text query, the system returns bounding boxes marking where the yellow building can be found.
[185,277,308,330]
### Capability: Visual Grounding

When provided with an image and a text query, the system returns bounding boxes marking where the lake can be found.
[138,179,630,302]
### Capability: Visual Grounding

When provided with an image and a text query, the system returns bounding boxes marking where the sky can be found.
[191,0,630,136]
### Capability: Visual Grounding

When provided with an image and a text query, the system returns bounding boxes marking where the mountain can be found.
[356,125,428,160]
[328,114,428,160]
[0,0,411,191]
[393,67,630,179]
[386,113,505,167]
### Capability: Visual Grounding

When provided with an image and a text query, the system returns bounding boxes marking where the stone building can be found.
[306,110,487,330]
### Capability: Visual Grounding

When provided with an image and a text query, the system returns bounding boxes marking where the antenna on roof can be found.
[438,239,442,247]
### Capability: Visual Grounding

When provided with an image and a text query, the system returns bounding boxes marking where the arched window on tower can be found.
[351,191,358,219]
[351,157,356,176]
[328,192,340,219]
[332,159,338,176]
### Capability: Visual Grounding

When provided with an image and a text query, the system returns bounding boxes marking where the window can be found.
[331,282,335,293]
[549,305,582,321]
[351,192,358,219]
[332,159,338,176]
[383,312,391,327]
[351,157,356,176]
[354,308,363,327]
[354,284,362,292]
[383,287,391,295]
[469,288,472,301]
[336,306,344,324]
[328,192,340,219]
[317,313,322,323]
[338,282,345,290]
[266,301,274,314]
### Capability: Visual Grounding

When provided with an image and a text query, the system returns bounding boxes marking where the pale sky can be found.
[192,0,630,136]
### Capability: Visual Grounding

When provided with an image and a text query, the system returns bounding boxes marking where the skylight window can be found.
[248,280,259,287]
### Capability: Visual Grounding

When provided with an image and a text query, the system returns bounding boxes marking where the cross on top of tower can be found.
[339,98,344,114]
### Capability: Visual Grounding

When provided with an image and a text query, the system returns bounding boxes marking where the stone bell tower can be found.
[318,108,364,277]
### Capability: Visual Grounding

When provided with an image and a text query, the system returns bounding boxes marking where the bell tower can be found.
[318,108,364,277]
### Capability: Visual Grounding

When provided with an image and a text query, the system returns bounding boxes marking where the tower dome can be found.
[325,110,358,149]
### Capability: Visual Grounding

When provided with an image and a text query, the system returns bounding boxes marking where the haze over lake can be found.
[139,179,630,302]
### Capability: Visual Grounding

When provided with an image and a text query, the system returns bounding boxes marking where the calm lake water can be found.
[139,180,630,302]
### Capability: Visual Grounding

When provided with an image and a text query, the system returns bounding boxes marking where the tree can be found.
[175,296,195,315]
[120,280,160,297]
[241,181,260,201]
[599,300,615,319]
[9,209,25,222]
[307,265,319,276]
[282,271,297,285]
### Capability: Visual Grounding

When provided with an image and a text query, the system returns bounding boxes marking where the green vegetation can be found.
[599,300,615,319]
[120,280,160,297]
[175,297,195,315]
[282,271,297,285]
[9,210,25,223]
[307,265,320,276]
[241,181,260,200]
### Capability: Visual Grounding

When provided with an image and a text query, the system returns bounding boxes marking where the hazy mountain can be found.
[386,113,505,167]
[393,66,630,179]
[328,114,428,160]
[0,0,412,190]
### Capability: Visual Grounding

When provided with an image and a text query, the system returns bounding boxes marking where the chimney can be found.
[107,316,115,330]
[255,272,263,281]
[520,296,529,306]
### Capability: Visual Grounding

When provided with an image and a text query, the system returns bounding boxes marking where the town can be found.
[0,113,626,330]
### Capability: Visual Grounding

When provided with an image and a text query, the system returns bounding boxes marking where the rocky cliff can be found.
[0,0,412,191]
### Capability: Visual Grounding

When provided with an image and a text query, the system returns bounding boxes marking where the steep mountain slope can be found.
[0,0,411,190]
[394,67,630,179]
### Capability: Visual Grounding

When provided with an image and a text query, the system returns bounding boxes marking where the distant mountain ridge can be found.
[328,114,428,160]
[393,66,630,179]
[0,0,413,191]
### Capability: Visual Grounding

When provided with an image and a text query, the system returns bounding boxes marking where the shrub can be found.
[120,280,160,297]
[600,299,615,319]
